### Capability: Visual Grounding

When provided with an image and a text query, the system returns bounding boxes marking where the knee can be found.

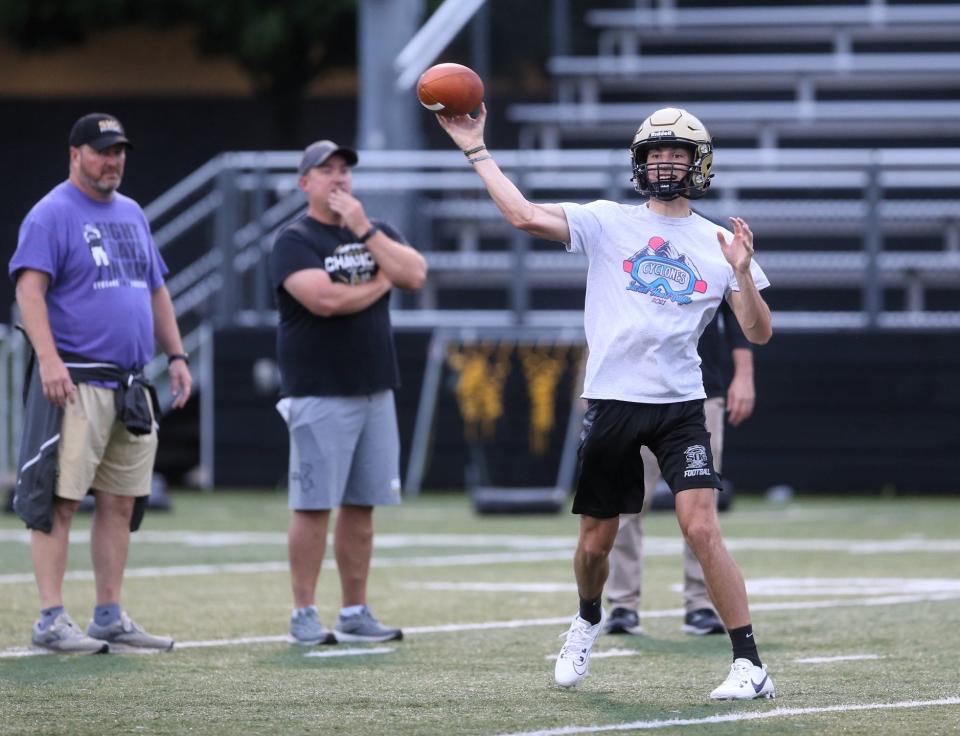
[52,498,81,522]
[92,490,135,519]
[680,517,720,550]
[578,533,615,562]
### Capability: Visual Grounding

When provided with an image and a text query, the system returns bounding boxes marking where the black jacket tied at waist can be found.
[58,356,160,436]
[13,349,159,533]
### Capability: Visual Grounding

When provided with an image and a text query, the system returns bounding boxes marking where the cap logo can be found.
[98,119,122,134]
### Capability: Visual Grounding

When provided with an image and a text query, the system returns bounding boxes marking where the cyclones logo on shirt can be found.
[622,236,708,305]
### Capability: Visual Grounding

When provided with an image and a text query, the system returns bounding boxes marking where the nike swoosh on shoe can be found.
[751,675,768,693]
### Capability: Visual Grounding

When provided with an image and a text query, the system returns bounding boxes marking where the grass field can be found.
[1,491,959,735]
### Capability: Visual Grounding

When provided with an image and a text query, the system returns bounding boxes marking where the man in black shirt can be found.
[604,300,756,637]
[270,140,427,645]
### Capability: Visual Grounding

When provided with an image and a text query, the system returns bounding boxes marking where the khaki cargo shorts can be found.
[56,382,158,500]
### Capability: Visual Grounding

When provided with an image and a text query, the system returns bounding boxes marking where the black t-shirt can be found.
[698,299,751,399]
[270,214,404,397]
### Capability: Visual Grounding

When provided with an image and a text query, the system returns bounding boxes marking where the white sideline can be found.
[3,590,960,659]
[492,697,960,736]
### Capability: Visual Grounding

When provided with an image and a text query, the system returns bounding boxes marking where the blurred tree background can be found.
[0,0,356,145]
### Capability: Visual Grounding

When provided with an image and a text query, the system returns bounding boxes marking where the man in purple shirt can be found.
[9,113,192,653]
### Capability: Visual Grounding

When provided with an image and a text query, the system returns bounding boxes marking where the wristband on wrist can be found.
[167,353,189,366]
[469,154,492,165]
[358,225,379,243]
[462,145,486,157]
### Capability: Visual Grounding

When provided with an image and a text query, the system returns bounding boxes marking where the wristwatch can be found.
[167,352,190,366]
[358,225,379,243]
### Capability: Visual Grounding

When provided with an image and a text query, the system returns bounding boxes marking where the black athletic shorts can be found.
[573,398,721,518]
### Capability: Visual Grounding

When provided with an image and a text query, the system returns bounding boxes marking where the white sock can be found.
[293,604,318,618]
[340,604,365,617]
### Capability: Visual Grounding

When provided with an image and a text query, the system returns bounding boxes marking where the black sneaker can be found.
[682,608,725,636]
[604,607,644,635]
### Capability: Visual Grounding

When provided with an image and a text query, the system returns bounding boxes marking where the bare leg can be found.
[90,491,135,606]
[335,505,373,607]
[573,515,621,601]
[288,509,330,609]
[31,497,81,609]
[674,488,750,628]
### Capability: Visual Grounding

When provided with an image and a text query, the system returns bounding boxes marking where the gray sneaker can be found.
[87,611,174,651]
[32,612,109,654]
[334,606,402,643]
[289,607,337,645]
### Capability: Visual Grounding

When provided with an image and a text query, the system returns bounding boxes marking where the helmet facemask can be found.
[630,108,714,201]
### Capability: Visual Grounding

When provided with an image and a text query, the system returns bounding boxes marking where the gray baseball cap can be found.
[298,139,358,174]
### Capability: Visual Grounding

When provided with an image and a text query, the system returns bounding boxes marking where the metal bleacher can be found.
[510,1,960,149]
[587,3,960,53]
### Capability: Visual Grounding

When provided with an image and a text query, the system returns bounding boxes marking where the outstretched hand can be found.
[717,217,755,274]
[435,103,487,152]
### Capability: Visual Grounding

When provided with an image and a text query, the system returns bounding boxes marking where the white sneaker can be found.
[554,611,605,688]
[710,658,776,700]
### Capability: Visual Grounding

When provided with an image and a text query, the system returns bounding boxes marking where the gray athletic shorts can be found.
[281,390,402,511]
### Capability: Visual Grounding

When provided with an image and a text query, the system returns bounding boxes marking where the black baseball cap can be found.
[69,113,132,151]
[298,139,358,175]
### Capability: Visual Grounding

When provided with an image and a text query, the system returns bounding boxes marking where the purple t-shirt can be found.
[9,181,168,370]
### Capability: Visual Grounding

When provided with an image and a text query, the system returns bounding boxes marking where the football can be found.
[416,63,484,117]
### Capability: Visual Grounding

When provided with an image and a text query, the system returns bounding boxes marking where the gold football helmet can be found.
[630,107,714,200]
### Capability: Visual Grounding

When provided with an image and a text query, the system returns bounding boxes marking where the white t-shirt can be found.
[561,200,770,404]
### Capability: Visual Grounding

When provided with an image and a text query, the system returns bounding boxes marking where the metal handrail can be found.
[394,0,488,90]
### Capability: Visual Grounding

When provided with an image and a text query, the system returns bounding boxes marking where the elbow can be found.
[749,325,773,346]
[405,274,427,292]
[393,258,429,292]
[507,212,531,231]
[407,261,428,291]
[310,295,339,318]
[511,215,540,236]
[506,203,539,233]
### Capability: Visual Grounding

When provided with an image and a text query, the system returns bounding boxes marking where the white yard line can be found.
[0,551,577,586]
[404,616,571,634]
[304,647,394,658]
[174,635,287,649]
[491,698,960,736]
[412,582,579,593]
[795,654,883,664]
[4,590,960,659]
[412,577,960,597]
[0,530,577,548]
[2,530,959,555]
[544,648,640,661]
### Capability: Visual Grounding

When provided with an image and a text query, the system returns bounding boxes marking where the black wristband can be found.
[167,353,189,366]
[358,225,379,243]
